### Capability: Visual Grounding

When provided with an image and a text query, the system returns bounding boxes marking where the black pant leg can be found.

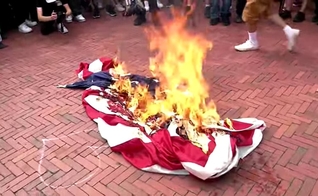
[0,0,14,31]
[148,0,159,12]
[10,0,29,25]
[68,0,83,16]
[235,0,246,17]
[40,21,55,35]
[28,0,38,21]
[315,0,318,16]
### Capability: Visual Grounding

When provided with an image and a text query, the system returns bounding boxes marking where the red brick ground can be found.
[1,5,318,196]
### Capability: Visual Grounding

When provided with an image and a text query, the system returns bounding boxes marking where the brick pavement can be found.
[0,5,318,196]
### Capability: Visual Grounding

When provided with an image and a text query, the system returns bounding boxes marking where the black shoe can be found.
[279,10,292,19]
[185,5,191,15]
[221,15,230,26]
[0,42,8,49]
[134,13,146,26]
[312,15,318,23]
[209,18,219,25]
[235,15,243,23]
[204,6,210,18]
[293,11,305,22]
[105,5,117,16]
[93,7,101,18]
[1,34,7,40]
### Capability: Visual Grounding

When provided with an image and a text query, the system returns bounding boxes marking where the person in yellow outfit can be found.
[234,0,300,52]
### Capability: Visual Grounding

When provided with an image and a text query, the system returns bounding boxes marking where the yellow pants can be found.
[242,0,273,24]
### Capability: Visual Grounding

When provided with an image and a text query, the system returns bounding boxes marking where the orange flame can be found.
[110,11,220,131]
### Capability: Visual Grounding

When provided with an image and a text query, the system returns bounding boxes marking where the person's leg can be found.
[148,0,161,25]
[56,15,70,34]
[293,0,307,22]
[210,0,220,25]
[313,0,318,22]
[235,0,246,23]
[0,34,7,49]
[204,0,211,18]
[167,0,175,7]
[144,0,150,11]
[133,0,147,26]
[90,0,101,18]
[235,0,300,52]
[221,0,232,25]
[28,0,38,22]
[105,0,117,16]
[67,0,86,22]
[268,14,299,51]
[279,0,292,19]
[10,0,33,33]
[234,0,261,51]
[40,21,56,35]
[0,0,11,34]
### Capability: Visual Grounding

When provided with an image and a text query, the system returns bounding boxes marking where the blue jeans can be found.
[210,0,232,19]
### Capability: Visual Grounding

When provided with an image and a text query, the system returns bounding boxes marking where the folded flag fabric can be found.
[60,57,159,94]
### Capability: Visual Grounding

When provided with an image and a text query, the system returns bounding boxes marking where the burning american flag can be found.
[66,12,266,180]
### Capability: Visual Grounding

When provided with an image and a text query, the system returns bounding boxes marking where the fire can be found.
[110,11,220,132]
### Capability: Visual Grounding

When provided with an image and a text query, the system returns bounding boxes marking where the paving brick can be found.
[0,6,318,196]
[67,185,89,196]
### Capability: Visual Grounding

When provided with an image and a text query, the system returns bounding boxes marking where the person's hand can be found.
[65,9,72,16]
[51,12,57,20]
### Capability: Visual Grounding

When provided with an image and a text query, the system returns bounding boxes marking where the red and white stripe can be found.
[76,57,114,80]
[82,86,266,180]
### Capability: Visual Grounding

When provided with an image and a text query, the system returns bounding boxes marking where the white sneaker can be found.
[57,23,69,34]
[115,3,125,12]
[66,15,73,23]
[234,40,259,52]
[18,23,32,33]
[74,14,86,22]
[25,19,37,27]
[157,1,164,8]
[286,29,300,51]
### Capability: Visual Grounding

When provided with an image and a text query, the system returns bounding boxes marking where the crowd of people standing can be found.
[0,0,317,51]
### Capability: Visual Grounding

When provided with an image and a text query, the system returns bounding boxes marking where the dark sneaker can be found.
[209,18,219,25]
[1,32,7,39]
[235,15,243,23]
[105,5,117,17]
[293,11,305,22]
[221,15,230,26]
[93,7,101,18]
[185,5,191,15]
[312,15,318,23]
[204,6,210,18]
[279,10,292,19]
[0,42,8,49]
[134,13,146,26]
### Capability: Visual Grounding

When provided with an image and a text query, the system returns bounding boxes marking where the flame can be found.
[110,11,220,132]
